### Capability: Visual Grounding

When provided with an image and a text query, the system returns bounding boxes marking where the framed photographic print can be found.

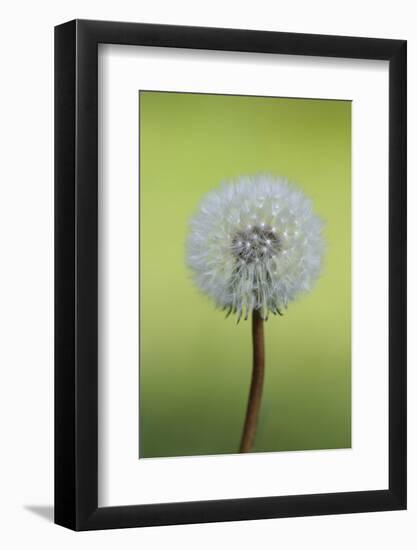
[55,19,406,530]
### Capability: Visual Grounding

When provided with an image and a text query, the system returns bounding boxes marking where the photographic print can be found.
[139,91,351,458]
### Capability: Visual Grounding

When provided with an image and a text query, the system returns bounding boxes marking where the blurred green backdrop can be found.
[139,91,351,458]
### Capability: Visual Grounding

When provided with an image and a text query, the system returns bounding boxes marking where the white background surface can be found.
[99,45,389,506]
[0,1,415,548]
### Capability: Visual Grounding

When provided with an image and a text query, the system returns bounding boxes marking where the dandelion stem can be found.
[239,309,265,453]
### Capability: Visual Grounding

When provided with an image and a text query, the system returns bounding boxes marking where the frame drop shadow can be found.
[24,505,54,523]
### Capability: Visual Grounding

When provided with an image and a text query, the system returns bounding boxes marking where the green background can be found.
[139,91,351,458]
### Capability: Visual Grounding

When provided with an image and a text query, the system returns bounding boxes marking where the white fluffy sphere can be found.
[186,174,324,320]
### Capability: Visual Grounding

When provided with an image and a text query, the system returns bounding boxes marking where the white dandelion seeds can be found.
[187,174,324,321]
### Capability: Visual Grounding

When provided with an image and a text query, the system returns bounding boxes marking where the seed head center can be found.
[231,225,281,264]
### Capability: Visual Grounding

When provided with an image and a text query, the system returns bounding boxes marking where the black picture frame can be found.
[55,19,407,531]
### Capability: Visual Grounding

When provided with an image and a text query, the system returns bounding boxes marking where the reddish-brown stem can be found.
[239,309,265,453]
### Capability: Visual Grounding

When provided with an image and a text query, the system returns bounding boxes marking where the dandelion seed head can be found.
[186,174,325,320]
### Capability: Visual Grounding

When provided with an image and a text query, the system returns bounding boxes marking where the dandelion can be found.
[187,174,324,452]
